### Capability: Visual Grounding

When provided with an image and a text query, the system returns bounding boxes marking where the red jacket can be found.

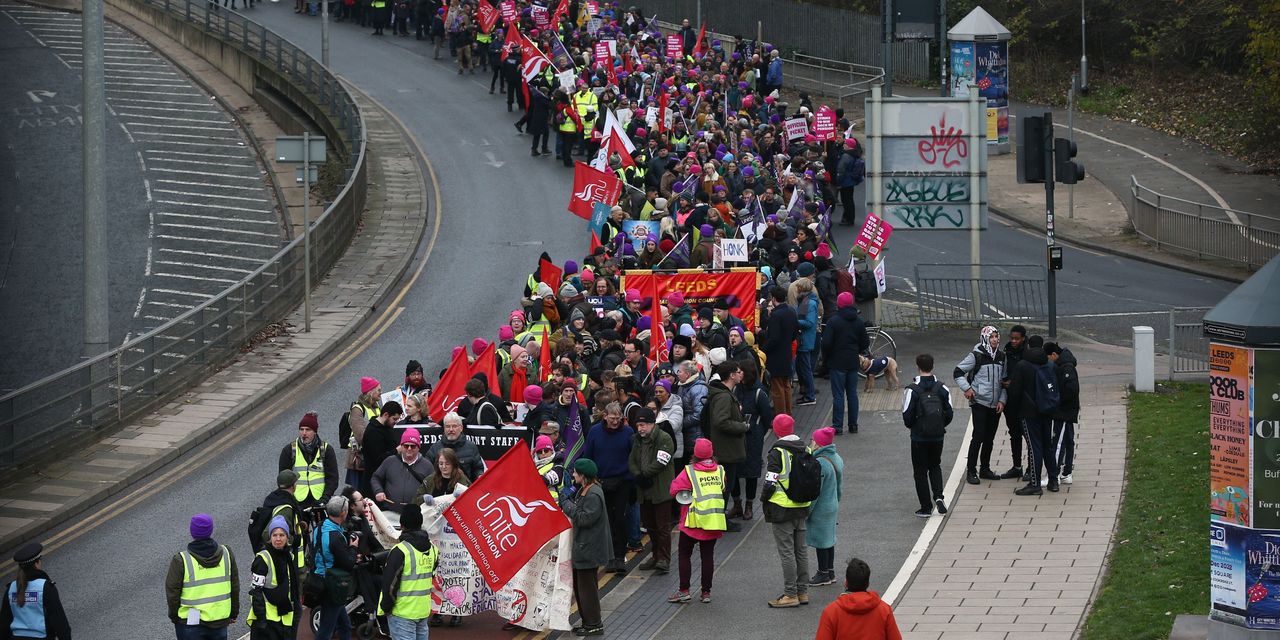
[815,591,902,640]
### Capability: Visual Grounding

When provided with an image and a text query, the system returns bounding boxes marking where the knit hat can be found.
[729,326,744,339]
[535,435,555,451]
[406,360,424,376]
[298,412,320,431]
[360,376,380,395]
[813,426,836,447]
[837,292,854,308]
[189,514,214,540]
[581,268,596,282]
[797,262,816,277]
[625,288,642,302]
[523,384,544,405]
[400,428,422,447]
[400,506,424,531]
[633,407,656,425]
[570,307,586,323]
[844,138,858,150]
[499,325,515,341]
[699,224,714,238]
[564,259,579,275]
[654,197,668,211]
[815,243,832,259]
[679,324,697,338]
[573,458,599,478]
[655,378,673,393]
[693,438,714,460]
[660,238,675,253]
[510,344,527,360]
[637,316,652,331]
[277,469,299,488]
[510,309,525,322]
[666,291,685,307]
[536,282,555,298]
[708,347,727,366]
[560,282,578,298]
[772,414,795,438]
[472,338,489,355]
[697,306,713,320]
[452,346,465,361]
[267,515,291,542]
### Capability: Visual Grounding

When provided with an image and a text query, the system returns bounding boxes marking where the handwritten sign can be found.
[854,212,893,260]
[719,238,749,262]
[665,35,682,60]
[784,117,808,141]
[813,106,836,140]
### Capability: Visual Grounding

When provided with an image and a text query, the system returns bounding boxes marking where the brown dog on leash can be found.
[859,355,899,391]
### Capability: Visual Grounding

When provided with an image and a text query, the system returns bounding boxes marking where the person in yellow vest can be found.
[533,435,563,498]
[762,414,813,609]
[378,506,437,640]
[572,81,598,156]
[248,516,297,640]
[166,514,239,639]
[343,377,382,490]
[1,542,71,640]
[370,0,387,34]
[666,438,725,604]
[278,412,339,513]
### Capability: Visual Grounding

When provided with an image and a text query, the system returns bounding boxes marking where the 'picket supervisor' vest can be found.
[247,550,294,627]
[684,465,727,530]
[378,541,437,620]
[767,449,813,509]
[178,546,233,623]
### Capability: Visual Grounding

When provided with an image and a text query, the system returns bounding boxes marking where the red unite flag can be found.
[539,327,553,382]
[648,276,668,365]
[477,0,499,33]
[427,347,471,422]
[444,445,572,591]
[568,162,623,220]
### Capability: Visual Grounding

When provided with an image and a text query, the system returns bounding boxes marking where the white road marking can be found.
[158,222,278,238]
[153,189,268,203]
[160,248,271,263]
[156,179,265,192]
[107,88,206,98]
[153,271,239,284]
[146,157,259,169]
[142,140,248,149]
[126,121,242,133]
[156,259,254,273]
[147,299,201,308]
[109,96,216,107]
[156,234,277,248]
[134,131,243,141]
[151,168,262,180]
[150,288,214,298]
[117,105,221,114]
[118,113,227,123]
[145,149,254,160]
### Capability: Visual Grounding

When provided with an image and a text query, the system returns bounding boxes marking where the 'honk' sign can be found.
[719,238,749,263]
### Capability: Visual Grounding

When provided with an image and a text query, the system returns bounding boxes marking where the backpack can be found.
[1033,361,1061,414]
[854,269,878,302]
[835,269,855,296]
[909,382,948,439]
[246,505,270,554]
[780,447,823,503]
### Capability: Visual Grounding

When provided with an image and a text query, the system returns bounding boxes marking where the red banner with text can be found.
[621,268,760,331]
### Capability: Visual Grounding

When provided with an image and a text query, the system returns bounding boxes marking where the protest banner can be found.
[814,106,837,140]
[784,117,808,141]
[854,212,893,260]
[719,238,749,263]
[621,219,658,253]
[499,0,516,22]
[621,268,761,329]
[665,34,682,60]
[415,424,534,463]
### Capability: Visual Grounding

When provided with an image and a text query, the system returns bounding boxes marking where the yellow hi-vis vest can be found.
[684,465,727,530]
[247,550,294,627]
[573,90,598,120]
[177,546,233,623]
[291,441,328,503]
[537,459,558,498]
[767,448,814,509]
[378,541,437,620]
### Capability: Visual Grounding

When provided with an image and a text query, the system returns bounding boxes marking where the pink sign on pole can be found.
[813,106,837,141]
[665,35,682,61]
[854,212,893,260]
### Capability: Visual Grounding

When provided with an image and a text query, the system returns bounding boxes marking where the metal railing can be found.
[912,264,1047,330]
[0,0,367,467]
[1129,176,1280,271]
[1169,307,1212,378]
[779,53,884,112]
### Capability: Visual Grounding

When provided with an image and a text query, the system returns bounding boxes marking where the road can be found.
[41,7,1233,638]
[0,1,281,393]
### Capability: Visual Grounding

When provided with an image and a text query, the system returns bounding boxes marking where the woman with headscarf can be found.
[953,325,1008,485]
[248,516,297,640]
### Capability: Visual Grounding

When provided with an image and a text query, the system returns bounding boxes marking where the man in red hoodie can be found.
[815,558,902,640]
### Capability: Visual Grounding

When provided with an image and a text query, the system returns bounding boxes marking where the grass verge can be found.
[1080,381,1209,640]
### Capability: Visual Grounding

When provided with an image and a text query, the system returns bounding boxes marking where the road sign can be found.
[295,166,318,184]
[275,135,327,163]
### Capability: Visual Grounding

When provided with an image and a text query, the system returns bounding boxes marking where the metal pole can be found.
[1068,73,1077,219]
[882,0,894,95]
[1043,111,1057,338]
[695,0,701,33]
[321,0,330,66]
[1079,0,1087,92]
[302,131,312,333]
[969,94,982,320]
[84,0,108,364]
[938,0,947,97]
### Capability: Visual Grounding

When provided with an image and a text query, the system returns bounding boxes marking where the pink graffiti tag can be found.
[917,115,968,168]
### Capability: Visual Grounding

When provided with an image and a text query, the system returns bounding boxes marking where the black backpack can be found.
[909,382,948,439]
[246,505,270,553]
[780,447,823,503]
[1033,361,1061,414]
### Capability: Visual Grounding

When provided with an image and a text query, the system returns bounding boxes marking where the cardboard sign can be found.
[585,0,599,15]
[665,34,682,60]
[784,117,808,141]
[854,212,893,260]
[719,238,749,263]
[813,106,837,140]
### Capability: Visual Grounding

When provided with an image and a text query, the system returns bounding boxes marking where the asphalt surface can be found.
[41,7,1236,638]
[0,1,279,393]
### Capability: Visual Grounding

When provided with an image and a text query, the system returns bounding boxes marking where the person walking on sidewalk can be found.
[999,325,1030,480]
[1045,342,1080,486]
[705,361,750,532]
[902,354,954,518]
[763,414,813,608]
[629,408,675,575]
[561,459,609,637]
[667,438,727,604]
[806,427,844,587]
[953,326,1007,485]
[815,558,902,640]
[821,292,869,434]
[762,287,798,415]
[1007,336,1060,496]
[167,514,239,640]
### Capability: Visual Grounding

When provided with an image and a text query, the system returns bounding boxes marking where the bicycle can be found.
[856,325,897,381]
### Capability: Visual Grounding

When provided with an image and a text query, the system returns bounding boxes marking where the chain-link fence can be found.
[0,0,367,467]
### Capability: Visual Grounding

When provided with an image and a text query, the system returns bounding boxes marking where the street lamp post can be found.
[321,0,330,66]
[1079,0,1087,92]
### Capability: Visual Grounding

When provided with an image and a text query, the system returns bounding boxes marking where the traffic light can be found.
[1054,138,1085,184]
[1017,113,1048,184]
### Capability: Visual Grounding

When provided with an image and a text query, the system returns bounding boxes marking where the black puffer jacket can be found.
[1006,347,1051,420]
[1052,348,1081,423]
[820,306,869,372]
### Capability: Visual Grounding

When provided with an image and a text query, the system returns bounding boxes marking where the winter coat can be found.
[735,382,774,479]
[1002,340,1028,414]
[676,377,708,443]
[835,150,865,189]
[952,343,1007,409]
[705,380,749,464]
[762,436,811,523]
[498,362,540,401]
[249,544,296,627]
[816,591,903,640]
[901,376,954,442]
[563,482,612,569]
[581,423,635,480]
[1006,347,1052,421]
[166,539,239,625]
[1053,348,1081,423]
[815,267,839,323]
[277,438,340,505]
[669,460,727,541]
[628,428,676,504]
[806,444,844,549]
[657,393,686,459]
[371,453,435,511]
[761,303,798,379]
[361,418,399,477]
[766,57,783,86]
[379,530,434,615]
[425,435,485,482]
[795,292,820,352]
[821,306,869,372]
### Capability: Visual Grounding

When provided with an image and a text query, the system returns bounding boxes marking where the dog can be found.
[859,354,899,392]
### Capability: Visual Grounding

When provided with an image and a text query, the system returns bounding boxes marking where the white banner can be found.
[874,258,887,294]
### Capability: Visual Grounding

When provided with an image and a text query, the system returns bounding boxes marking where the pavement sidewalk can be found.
[0,2,430,556]
[890,339,1136,639]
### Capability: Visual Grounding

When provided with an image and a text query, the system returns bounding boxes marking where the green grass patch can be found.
[1080,382,1209,640]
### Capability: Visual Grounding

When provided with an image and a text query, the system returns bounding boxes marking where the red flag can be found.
[589,230,602,255]
[693,23,706,54]
[568,162,623,220]
[501,22,522,56]
[427,347,471,422]
[539,327,553,382]
[470,341,500,393]
[538,257,562,291]
[443,444,572,591]
[550,0,570,26]
[605,53,618,88]
[657,91,669,134]
[477,0,499,33]
[648,275,668,365]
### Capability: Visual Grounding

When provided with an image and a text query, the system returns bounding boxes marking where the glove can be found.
[559,484,578,502]
[635,475,654,490]
[543,470,560,486]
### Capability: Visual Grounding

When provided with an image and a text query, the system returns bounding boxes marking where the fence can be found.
[642,0,930,81]
[1129,176,1280,271]
[1168,307,1212,378]
[0,0,367,467]
[911,264,1047,330]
